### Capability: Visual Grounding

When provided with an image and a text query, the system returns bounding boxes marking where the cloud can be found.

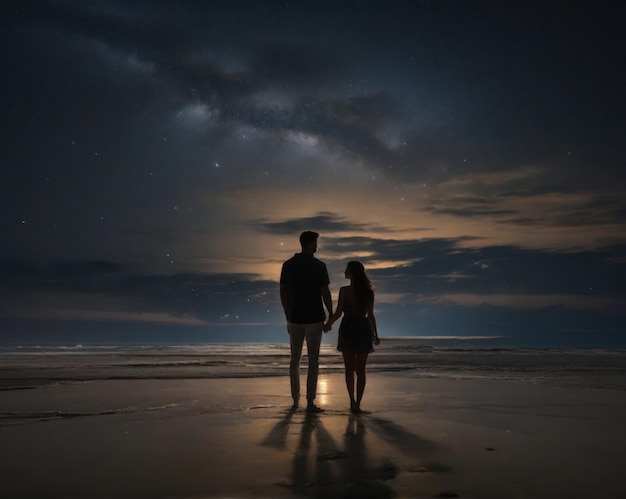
[425,206,519,218]
[420,293,623,310]
[322,239,626,307]
[4,307,211,326]
[253,212,375,235]
[6,1,426,181]
[6,237,625,331]
[0,259,280,325]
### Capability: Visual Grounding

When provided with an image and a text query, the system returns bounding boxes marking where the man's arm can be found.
[280,282,287,316]
[321,284,333,319]
[325,286,344,331]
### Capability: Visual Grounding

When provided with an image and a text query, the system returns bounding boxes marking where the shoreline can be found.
[3,343,626,393]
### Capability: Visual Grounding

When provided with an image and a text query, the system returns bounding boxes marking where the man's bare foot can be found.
[306,403,324,414]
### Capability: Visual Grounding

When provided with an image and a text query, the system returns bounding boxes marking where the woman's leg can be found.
[342,352,357,410]
[354,354,369,411]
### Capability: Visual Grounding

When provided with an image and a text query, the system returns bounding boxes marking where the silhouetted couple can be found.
[280,231,379,414]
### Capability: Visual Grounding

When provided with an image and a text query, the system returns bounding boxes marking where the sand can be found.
[1,374,626,498]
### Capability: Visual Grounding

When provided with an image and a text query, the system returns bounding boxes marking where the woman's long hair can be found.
[347,261,374,314]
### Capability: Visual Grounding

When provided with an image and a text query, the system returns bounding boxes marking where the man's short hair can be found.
[299,230,319,247]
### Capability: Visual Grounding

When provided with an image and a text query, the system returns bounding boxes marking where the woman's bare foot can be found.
[351,405,371,415]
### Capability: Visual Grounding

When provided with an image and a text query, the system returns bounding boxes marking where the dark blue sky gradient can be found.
[1,1,624,346]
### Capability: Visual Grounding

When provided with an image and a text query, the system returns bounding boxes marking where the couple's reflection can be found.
[260,408,295,451]
[262,411,399,497]
[340,414,369,487]
[285,412,344,494]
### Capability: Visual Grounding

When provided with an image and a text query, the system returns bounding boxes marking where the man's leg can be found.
[288,322,305,408]
[304,322,324,411]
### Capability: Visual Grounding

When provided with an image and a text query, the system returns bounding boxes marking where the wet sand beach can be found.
[2,374,625,498]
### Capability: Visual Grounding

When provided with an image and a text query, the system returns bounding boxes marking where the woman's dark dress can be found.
[337,301,374,354]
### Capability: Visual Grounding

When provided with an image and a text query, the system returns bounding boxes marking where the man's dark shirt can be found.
[280,253,330,324]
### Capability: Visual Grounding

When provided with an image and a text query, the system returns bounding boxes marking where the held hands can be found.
[323,322,332,333]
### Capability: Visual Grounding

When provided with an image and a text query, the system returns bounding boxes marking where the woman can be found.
[325,261,380,413]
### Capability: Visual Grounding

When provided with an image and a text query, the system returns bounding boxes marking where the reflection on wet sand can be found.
[261,410,446,497]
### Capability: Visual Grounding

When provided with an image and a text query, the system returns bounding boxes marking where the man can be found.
[280,231,333,413]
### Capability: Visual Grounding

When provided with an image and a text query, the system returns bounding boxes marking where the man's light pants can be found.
[288,321,323,404]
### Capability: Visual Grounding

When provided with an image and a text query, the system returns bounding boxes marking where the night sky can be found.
[2,1,625,347]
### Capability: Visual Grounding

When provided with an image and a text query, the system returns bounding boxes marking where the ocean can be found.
[2,336,625,392]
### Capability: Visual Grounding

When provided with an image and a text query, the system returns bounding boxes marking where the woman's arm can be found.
[324,287,345,330]
[366,298,380,345]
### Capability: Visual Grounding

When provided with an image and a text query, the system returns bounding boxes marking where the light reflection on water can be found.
[317,376,330,406]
